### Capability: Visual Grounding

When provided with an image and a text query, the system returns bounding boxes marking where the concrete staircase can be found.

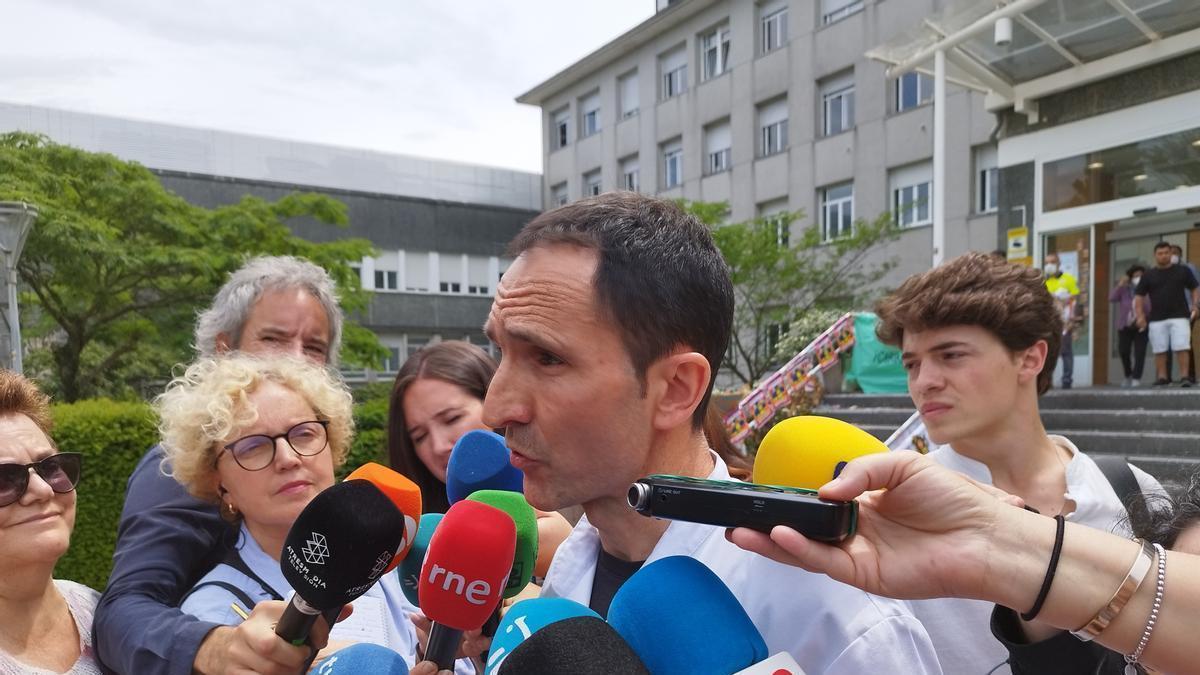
[817,388,1200,483]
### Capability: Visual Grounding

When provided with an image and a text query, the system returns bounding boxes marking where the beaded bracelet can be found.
[1123,544,1166,674]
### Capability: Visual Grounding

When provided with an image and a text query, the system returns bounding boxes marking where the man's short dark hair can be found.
[1155,241,1173,252]
[1128,265,1146,277]
[1170,244,1184,254]
[508,193,734,428]
[875,252,1063,395]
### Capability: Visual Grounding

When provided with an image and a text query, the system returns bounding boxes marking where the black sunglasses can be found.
[0,452,83,507]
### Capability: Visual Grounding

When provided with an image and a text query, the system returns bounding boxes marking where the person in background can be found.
[729,450,1200,675]
[1043,252,1080,390]
[1110,265,1150,388]
[1169,244,1198,383]
[388,340,574,577]
[872,252,1164,673]
[157,356,444,671]
[1134,242,1198,387]
[0,370,95,674]
[95,256,345,675]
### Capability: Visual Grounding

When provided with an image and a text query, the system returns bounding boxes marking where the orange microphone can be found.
[345,462,423,569]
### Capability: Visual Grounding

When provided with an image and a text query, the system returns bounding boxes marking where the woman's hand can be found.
[196,600,333,675]
[728,450,1025,602]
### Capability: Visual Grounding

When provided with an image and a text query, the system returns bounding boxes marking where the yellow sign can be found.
[1007,227,1032,267]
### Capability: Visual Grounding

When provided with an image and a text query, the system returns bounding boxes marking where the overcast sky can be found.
[1,0,654,173]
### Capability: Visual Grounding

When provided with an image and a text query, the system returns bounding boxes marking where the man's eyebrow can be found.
[901,341,971,359]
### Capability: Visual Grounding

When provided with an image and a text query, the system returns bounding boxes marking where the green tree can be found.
[686,201,899,387]
[0,132,386,401]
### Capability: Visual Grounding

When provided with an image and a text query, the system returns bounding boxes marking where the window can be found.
[551,182,568,207]
[662,139,683,189]
[764,322,788,360]
[405,334,430,359]
[619,70,639,119]
[758,98,788,157]
[584,169,602,197]
[975,145,998,214]
[382,346,402,373]
[374,270,398,291]
[822,0,864,25]
[552,107,569,150]
[820,72,855,136]
[821,183,854,241]
[660,45,688,99]
[700,24,731,81]
[439,281,462,293]
[404,251,430,292]
[580,91,600,138]
[895,72,932,112]
[467,256,491,296]
[760,1,788,53]
[704,119,732,175]
[349,264,363,289]
[759,198,790,247]
[890,162,933,228]
[621,155,640,192]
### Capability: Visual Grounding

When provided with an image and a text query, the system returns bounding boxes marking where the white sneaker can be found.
[1121,378,1133,388]
[1131,378,1143,387]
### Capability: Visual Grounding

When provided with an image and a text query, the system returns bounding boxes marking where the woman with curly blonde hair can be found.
[157,355,428,666]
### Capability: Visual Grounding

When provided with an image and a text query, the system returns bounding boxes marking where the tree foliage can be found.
[685,201,900,388]
[0,132,386,401]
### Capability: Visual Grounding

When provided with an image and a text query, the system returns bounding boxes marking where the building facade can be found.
[518,0,1002,296]
[0,102,542,376]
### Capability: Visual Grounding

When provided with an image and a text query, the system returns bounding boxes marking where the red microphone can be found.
[419,499,516,670]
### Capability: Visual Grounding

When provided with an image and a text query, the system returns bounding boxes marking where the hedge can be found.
[51,394,391,590]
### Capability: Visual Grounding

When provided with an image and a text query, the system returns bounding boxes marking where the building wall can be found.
[527,0,999,294]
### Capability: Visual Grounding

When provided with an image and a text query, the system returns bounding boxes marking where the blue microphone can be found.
[607,556,768,674]
[484,598,600,675]
[310,643,409,674]
[445,429,523,504]
[399,512,443,607]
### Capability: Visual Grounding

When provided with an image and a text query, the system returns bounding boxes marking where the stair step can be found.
[816,408,1200,434]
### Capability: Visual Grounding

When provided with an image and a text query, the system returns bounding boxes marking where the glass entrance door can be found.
[1107,232,1189,385]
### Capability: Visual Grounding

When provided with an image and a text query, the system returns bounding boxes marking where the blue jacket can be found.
[94,445,229,675]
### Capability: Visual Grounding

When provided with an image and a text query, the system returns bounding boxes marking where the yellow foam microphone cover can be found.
[752,416,888,489]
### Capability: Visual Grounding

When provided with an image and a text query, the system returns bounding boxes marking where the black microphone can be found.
[275,479,407,645]
[496,616,649,674]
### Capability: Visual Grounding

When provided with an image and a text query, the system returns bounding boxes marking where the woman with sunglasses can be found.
[0,370,93,674]
[157,355,438,669]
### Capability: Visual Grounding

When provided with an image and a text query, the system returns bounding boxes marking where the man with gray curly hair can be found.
[95,255,347,675]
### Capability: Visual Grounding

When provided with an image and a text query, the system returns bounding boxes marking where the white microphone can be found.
[732,651,808,674]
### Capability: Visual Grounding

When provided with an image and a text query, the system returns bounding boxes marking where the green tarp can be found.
[844,313,908,394]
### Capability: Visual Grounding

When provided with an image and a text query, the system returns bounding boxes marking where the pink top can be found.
[0,580,101,675]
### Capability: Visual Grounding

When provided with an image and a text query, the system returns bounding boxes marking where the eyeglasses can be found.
[0,453,83,507]
[217,420,330,471]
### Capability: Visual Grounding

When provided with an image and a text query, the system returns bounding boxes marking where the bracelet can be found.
[1124,544,1166,671]
[1071,538,1155,642]
[1021,514,1065,621]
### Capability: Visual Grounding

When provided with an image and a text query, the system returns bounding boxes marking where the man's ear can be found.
[215,332,234,355]
[646,350,711,432]
[1017,340,1049,385]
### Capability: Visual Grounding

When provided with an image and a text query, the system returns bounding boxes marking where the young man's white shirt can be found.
[912,436,1164,675]
[541,453,944,675]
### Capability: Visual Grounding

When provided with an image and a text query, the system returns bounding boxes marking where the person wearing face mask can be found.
[1043,253,1080,389]
[1110,265,1150,388]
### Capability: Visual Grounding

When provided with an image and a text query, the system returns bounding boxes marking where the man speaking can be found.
[478,194,940,673]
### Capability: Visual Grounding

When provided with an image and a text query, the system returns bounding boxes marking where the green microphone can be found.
[467,489,539,598]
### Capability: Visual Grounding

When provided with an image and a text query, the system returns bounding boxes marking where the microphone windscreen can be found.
[466,490,537,598]
[419,499,515,630]
[281,479,406,610]
[344,462,422,566]
[608,555,767,674]
[484,598,599,675]
[310,643,409,674]
[496,616,649,675]
[400,512,442,607]
[753,415,888,489]
[445,429,523,504]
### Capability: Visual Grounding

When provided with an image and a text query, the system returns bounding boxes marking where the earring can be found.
[220,498,241,522]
